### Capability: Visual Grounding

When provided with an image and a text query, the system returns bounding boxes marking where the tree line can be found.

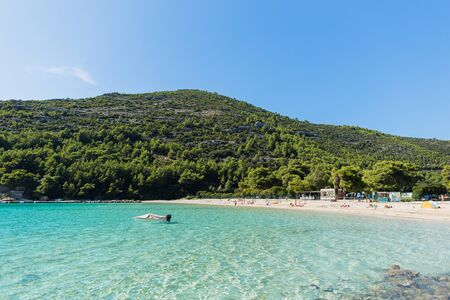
[0,131,448,199]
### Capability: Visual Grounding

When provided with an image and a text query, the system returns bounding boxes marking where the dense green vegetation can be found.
[0,90,448,199]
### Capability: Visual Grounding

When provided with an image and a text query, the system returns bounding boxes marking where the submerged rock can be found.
[385,264,420,280]
[357,265,450,299]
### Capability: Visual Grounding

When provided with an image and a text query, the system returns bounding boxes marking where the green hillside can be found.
[0,90,448,199]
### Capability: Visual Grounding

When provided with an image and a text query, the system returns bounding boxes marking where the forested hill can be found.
[0,90,449,199]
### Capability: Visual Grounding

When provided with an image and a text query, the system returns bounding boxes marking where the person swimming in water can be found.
[145,213,171,222]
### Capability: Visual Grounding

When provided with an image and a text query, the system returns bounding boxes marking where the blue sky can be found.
[1,0,449,139]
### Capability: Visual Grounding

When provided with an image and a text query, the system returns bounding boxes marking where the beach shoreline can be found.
[142,198,450,223]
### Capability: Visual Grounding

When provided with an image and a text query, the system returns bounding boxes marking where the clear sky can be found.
[1,1,449,139]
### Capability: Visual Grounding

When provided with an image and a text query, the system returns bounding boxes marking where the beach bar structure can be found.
[320,189,334,201]
[320,188,344,201]
[371,191,401,202]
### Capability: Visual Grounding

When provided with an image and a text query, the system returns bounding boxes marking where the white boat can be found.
[134,213,172,222]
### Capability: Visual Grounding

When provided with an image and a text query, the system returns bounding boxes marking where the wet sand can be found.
[143,199,450,222]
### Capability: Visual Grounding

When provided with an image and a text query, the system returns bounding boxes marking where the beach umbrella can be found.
[421,201,439,209]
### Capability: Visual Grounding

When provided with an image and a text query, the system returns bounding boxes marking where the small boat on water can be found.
[134,213,172,222]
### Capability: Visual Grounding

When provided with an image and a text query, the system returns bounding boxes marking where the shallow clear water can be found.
[0,203,449,299]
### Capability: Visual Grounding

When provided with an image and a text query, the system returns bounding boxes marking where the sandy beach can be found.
[143,199,450,222]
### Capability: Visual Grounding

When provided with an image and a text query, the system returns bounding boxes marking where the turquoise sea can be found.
[1,203,449,299]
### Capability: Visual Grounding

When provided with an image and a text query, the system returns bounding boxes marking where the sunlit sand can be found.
[145,199,450,222]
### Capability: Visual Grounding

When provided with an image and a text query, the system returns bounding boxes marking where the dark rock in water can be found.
[385,264,420,280]
[384,264,421,289]
[356,265,450,299]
